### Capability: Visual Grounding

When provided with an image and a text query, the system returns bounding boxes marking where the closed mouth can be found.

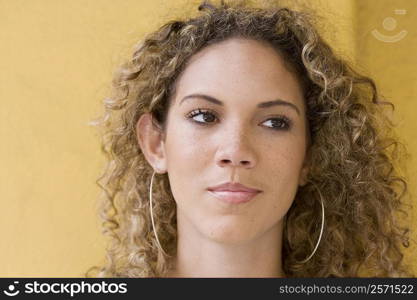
[207,190,261,204]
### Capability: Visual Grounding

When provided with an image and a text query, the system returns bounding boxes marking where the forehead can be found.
[172,38,305,112]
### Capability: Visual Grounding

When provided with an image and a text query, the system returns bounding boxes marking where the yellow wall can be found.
[354,0,417,272]
[0,0,414,276]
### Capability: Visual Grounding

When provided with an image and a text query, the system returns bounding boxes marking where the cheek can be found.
[163,122,212,203]
[251,145,304,230]
[260,138,306,201]
[261,135,306,171]
[165,125,211,169]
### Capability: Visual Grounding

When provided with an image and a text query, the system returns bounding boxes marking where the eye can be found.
[186,108,218,125]
[186,109,292,131]
[261,116,292,130]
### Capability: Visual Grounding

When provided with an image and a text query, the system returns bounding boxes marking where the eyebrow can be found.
[179,93,300,115]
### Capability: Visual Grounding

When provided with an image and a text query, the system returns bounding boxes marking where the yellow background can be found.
[1,0,415,276]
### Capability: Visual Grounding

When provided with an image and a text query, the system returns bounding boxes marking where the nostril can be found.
[218,159,252,167]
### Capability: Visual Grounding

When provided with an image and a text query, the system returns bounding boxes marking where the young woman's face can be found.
[161,38,309,244]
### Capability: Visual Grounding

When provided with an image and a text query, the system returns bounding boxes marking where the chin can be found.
[203,220,260,245]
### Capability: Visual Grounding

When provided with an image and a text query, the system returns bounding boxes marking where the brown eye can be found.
[262,117,291,130]
[187,109,218,124]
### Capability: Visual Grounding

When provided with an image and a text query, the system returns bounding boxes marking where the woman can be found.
[87,0,413,277]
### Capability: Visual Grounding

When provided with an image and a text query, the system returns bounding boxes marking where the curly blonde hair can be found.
[87,0,414,277]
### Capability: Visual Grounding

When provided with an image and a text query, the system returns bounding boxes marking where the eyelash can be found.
[185,108,292,131]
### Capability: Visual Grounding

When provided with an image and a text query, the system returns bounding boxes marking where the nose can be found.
[215,129,257,169]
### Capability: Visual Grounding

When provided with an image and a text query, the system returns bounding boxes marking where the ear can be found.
[298,148,310,187]
[136,113,167,174]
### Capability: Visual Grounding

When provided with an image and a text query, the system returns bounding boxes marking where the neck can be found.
[165,218,285,278]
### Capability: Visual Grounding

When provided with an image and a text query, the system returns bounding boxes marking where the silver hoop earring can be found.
[297,184,325,264]
[149,170,168,256]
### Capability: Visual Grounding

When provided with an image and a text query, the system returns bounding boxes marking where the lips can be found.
[207,182,262,193]
[207,182,262,204]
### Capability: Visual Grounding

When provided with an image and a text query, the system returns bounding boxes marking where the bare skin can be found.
[136,38,310,277]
